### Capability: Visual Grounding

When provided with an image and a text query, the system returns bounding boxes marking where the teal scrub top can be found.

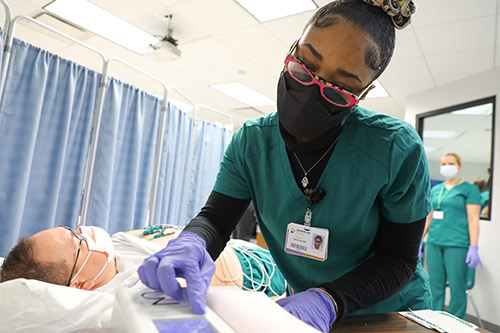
[213,107,432,310]
[428,181,481,247]
[480,190,490,210]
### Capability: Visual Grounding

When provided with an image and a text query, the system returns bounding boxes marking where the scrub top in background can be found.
[428,182,481,247]
[213,107,432,313]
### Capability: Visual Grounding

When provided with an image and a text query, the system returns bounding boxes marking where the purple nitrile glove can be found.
[465,245,482,269]
[419,241,425,259]
[276,288,337,332]
[138,232,215,314]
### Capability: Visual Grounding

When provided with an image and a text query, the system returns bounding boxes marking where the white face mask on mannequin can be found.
[440,164,459,179]
[69,226,114,284]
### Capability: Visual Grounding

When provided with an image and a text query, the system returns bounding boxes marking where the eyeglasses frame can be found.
[285,40,371,107]
[59,225,86,286]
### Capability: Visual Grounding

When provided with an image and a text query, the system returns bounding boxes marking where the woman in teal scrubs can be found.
[423,153,482,319]
[139,1,432,332]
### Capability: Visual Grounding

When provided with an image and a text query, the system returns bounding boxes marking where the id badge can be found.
[285,222,329,261]
[433,210,444,220]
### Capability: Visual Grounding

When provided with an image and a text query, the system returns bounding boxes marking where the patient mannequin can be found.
[0,225,268,294]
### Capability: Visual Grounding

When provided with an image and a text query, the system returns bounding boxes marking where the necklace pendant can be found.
[301,176,309,188]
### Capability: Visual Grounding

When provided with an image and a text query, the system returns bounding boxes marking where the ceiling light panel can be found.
[211,82,275,107]
[234,0,317,22]
[44,0,159,54]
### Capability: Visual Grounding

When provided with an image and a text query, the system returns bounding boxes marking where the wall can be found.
[405,66,500,325]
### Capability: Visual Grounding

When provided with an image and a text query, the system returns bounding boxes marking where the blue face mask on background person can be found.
[440,164,459,179]
[277,71,352,138]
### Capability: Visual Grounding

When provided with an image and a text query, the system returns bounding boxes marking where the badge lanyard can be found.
[304,188,326,227]
[284,188,329,261]
[436,179,460,210]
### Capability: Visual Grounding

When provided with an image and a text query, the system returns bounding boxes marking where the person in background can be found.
[473,178,490,218]
[139,1,432,332]
[422,153,482,319]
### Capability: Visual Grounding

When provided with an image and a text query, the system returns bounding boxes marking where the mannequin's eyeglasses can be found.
[59,225,86,286]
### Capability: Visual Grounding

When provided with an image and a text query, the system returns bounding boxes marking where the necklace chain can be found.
[293,136,340,188]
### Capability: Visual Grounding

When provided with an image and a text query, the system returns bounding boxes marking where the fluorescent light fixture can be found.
[423,130,463,139]
[44,0,159,54]
[365,80,389,99]
[211,82,275,107]
[451,103,493,116]
[424,146,440,153]
[234,0,317,22]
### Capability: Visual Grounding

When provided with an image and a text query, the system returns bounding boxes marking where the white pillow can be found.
[0,278,114,332]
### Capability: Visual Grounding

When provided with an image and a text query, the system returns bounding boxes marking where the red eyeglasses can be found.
[284,43,369,107]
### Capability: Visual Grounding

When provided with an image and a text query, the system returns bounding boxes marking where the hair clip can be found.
[361,0,416,29]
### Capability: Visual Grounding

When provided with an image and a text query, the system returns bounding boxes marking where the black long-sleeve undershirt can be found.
[184,190,425,320]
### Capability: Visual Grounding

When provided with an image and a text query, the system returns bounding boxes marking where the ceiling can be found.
[419,107,493,164]
[3,0,500,130]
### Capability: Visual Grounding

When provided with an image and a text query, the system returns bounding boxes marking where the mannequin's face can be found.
[31,227,114,289]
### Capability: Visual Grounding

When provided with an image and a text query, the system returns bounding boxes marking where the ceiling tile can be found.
[391,27,424,62]
[154,0,186,6]
[415,16,496,56]
[433,73,477,87]
[13,21,72,52]
[262,11,313,46]
[380,55,432,83]
[214,58,277,91]
[216,24,287,59]
[251,51,284,77]
[80,35,141,60]
[313,0,330,7]
[411,0,497,28]
[187,83,250,110]
[180,66,233,86]
[179,37,243,66]
[13,0,44,14]
[169,0,256,36]
[426,48,495,78]
[383,76,436,101]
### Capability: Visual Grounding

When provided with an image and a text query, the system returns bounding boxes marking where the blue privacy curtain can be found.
[186,120,233,221]
[84,77,161,234]
[0,39,100,256]
[153,102,194,226]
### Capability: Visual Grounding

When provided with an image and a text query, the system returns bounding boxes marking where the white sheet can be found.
[0,278,114,332]
[206,287,320,332]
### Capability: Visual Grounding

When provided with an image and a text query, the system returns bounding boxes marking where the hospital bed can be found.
[0,231,292,332]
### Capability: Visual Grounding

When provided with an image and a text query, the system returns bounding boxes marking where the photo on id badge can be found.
[313,234,323,251]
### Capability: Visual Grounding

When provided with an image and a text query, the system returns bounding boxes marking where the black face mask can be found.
[277,71,353,138]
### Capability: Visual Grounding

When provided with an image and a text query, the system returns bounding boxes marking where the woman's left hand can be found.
[465,245,482,268]
[276,288,336,332]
